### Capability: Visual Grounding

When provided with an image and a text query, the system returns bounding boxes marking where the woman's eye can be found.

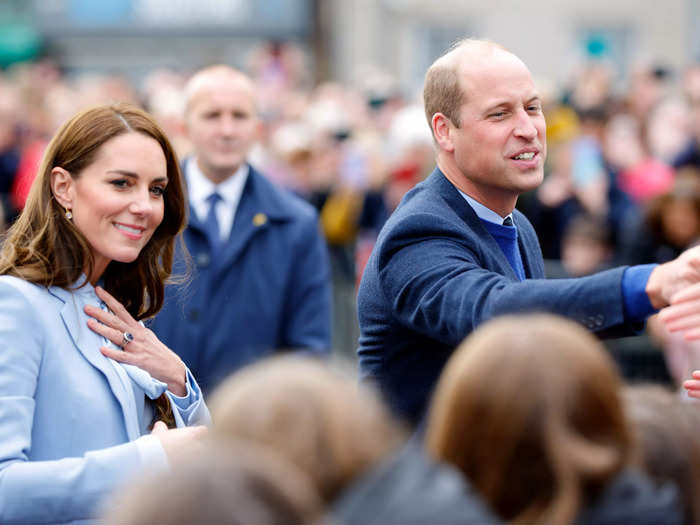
[150,186,165,197]
[110,179,128,188]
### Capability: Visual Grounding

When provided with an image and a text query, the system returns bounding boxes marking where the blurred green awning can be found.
[0,20,41,67]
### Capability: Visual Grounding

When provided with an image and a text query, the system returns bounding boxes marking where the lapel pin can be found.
[252,213,268,227]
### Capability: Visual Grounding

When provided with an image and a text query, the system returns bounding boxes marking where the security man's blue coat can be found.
[151,164,332,393]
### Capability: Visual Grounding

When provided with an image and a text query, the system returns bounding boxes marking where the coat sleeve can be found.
[377,213,632,348]
[281,211,333,353]
[166,367,211,427]
[121,321,211,429]
[0,281,162,524]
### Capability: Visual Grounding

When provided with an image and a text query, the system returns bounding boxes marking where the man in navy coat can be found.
[151,65,332,393]
[358,39,700,425]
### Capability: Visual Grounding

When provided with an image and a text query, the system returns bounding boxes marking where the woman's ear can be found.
[50,167,74,209]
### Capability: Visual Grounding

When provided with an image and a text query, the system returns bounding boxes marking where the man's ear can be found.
[50,167,74,209]
[431,113,456,153]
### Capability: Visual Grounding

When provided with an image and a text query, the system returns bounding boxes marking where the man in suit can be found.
[151,65,332,393]
[358,39,700,425]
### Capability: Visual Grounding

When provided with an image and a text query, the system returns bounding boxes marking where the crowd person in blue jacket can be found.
[150,65,332,393]
[357,38,700,425]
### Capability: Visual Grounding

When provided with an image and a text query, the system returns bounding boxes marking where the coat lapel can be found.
[49,285,140,440]
[515,219,539,279]
[430,170,519,280]
[216,181,268,270]
[210,167,288,273]
[182,162,280,272]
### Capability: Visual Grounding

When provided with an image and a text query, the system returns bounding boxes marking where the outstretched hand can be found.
[84,286,187,396]
[646,246,700,310]
[658,281,700,340]
[658,283,700,397]
[683,371,700,399]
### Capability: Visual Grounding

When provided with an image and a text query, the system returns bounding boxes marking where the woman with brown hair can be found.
[426,313,680,525]
[0,103,209,524]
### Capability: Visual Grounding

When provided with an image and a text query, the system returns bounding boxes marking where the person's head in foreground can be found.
[426,314,634,524]
[0,102,186,319]
[208,356,406,503]
[624,384,700,524]
[103,441,326,525]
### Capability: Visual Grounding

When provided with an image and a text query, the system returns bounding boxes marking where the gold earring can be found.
[65,208,73,220]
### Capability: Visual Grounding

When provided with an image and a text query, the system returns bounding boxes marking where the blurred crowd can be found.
[2,42,700,364]
[3,40,700,525]
[522,60,700,276]
[0,42,436,359]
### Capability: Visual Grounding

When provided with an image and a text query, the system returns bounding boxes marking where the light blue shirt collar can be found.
[457,190,513,225]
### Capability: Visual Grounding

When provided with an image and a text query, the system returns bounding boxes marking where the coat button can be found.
[196,253,210,267]
[189,309,200,322]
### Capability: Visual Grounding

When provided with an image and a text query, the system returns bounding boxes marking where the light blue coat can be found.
[0,275,210,524]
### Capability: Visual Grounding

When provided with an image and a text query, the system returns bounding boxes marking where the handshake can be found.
[649,245,700,398]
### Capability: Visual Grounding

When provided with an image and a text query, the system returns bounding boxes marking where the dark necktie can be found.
[204,192,222,252]
[503,216,513,226]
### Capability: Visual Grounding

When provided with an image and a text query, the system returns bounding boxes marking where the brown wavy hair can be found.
[0,103,186,320]
[208,356,406,503]
[426,314,631,525]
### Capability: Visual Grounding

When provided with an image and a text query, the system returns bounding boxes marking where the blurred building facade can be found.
[9,0,312,78]
[1,0,698,97]
[326,0,700,100]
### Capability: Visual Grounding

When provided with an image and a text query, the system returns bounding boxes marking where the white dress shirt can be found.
[185,158,249,242]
